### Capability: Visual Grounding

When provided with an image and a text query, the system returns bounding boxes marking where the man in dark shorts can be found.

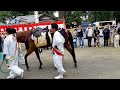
[93,27,100,47]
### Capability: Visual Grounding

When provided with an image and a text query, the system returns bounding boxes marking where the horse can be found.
[16,27,77,71]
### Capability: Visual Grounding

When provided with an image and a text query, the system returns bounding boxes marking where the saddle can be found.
[33,27,52,48]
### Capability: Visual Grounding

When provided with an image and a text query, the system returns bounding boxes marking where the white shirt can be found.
[52,31,65,53]
[86,28,93,37]
[72,30,77,38]
[3,34,18,59]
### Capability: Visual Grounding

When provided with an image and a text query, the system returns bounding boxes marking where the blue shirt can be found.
[103,28,110,38]
[14,18,19,24]
[77,29,83,37]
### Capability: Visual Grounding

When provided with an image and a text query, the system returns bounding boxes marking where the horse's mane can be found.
[58,28,67,39]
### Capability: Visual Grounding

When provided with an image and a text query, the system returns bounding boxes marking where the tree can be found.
[0,11,85,25]
[88,11,120,23]
[0,11,12,23]
[112,11,120,23]
[65,11,83,26]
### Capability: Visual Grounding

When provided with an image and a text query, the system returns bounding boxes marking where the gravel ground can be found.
[1,38,120,79]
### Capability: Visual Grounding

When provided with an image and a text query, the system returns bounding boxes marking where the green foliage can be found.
[66,11,83,25]
[0,11,34,22]
[0,11,12,22]
[1,11,120,24]
[88,11,120,23]
[0,11,84,25]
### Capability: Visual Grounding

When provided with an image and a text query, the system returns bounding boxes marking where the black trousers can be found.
[104,37,109,46]
[88,37,92,47]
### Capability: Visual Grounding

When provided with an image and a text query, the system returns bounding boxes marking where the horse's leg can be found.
[25,48,34,71]
[35,48,42,69]
[25,40,36,71]
[51,44,52,49]
[39,48,43,53]
[64,44,77,68]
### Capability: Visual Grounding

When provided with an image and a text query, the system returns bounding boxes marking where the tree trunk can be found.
[59,11,64,19]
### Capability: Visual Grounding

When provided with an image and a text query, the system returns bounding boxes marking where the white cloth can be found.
[110,29,115,43]
[52,31,66,73]
[31,34,34,40]
[86,28,93,37]
[52,31,65,53]
[114,34,119,48]
[3,34,24,78]
[72,30,77,38]
[18,43,25,64]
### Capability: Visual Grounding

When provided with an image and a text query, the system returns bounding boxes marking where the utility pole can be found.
[34,11,39,23]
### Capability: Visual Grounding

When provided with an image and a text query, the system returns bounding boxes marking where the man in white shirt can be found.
[3,28,24,79]
[86,24,93,47]
[50,23,66,79]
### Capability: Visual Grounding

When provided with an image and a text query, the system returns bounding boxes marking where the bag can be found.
[73,38,77,42]
[34,32,52,48]
[5,56,16,68]
[0,52,3,61]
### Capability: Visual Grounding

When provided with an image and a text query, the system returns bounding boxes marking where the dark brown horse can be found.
[16,28,77,71]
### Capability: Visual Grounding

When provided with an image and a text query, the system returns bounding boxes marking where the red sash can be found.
[53,48,64,56]
[53,48,64,61]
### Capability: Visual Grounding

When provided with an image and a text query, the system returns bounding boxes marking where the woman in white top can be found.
[86,24,93,47]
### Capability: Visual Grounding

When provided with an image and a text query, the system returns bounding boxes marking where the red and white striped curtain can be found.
[0,20,66,33]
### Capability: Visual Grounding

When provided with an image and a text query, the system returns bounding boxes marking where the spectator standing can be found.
[14,16,19,24]
[114,28,119,48]
[93,27,100,47]
[117,27,120,46]
[77,25,84,48]
[110,27,115,46]
[103,26,110,47]
[86,24,93,47]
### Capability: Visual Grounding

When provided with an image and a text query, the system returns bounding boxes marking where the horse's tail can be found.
[67,31,74,51]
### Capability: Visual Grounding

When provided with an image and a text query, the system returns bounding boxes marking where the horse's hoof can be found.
[27,68,30,71]
[39,66,42,69]
[27,69,29,71]
[74,65,77,68]
[55,67,57,70]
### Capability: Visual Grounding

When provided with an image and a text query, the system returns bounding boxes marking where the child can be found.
[72,29,77,48]
[73,37,77,48]
[95,31,101,48]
